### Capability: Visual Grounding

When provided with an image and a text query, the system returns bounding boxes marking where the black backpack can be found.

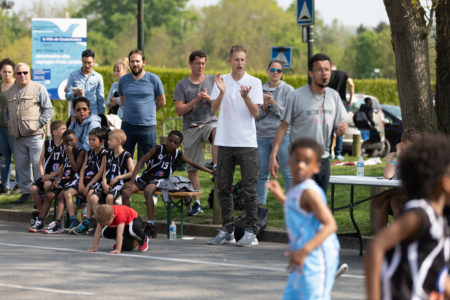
[353,110,372,129]
[234,206,269,240]
[207,180,245,210]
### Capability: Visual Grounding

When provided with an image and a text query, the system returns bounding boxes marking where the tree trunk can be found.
[435,0,450,134]
[383,0,438,133]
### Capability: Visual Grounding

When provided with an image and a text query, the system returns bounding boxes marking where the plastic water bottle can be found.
[169,221,177,240]
[356,157,365,177]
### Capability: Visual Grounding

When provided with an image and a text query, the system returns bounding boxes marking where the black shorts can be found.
[94,182,124,200]
[135,176,158,191]
[101,217,145,251]
[31,178,46,195]
[52,177,79,195]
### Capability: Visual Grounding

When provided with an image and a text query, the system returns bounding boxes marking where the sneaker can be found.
[144,223,157,239]
[336,155,345,161]
[72,221,89,235]
[30,211,38,226]
[68,219,80,233]
[42,221,63,234]
[28,218,44,232]
[236,229,259,247]
[85,228,96,236]
[335,263,349,279]
[13,193,31,204]
[208,228,236,245]
[138,236,149,252]
[188,202,203,216]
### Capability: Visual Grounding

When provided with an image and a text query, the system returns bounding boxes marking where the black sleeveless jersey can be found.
[61,147,85,180]
[105,149,132,184]
[43,139,65,174]
[381,199,450,299]
[141,144,182,181]
[83,148,108,182]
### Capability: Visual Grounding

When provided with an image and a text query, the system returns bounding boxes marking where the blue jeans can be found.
[257,135,292,206]
[0,127,18,189]
[122,123,157,157]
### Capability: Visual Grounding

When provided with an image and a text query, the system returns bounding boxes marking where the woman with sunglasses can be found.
[0,58,18,194]
[255,59,294,207]
[68,97,101,151]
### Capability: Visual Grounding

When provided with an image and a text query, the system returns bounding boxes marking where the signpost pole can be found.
[307,25,314,84]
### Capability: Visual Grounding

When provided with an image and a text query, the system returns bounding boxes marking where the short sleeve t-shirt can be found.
[210,73,263,147]
[173,74,217,131]
[110,205,138,227]
[118,72,164,126]
[282,86,348,158]
[328,70,349,102]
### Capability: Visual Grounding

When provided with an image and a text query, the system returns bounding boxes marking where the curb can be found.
[0,209,372,250]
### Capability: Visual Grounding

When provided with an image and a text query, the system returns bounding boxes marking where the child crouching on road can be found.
[267,138,339,299]
[86,204,148,254]
[365,135,450,299]
[121,130,214,240]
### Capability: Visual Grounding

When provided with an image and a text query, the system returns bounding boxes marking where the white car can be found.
[342,94,390,157]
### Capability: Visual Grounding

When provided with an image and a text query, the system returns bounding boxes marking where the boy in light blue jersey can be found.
[267,138,339,300]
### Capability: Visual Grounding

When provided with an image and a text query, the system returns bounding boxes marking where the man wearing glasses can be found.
[66,49,105,116]
[5,63,53,204]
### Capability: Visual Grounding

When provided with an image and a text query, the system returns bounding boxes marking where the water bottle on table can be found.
[169,221,177,240]
[356,157,365,176]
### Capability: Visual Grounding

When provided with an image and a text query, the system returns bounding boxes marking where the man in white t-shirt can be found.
[208,45,263,247]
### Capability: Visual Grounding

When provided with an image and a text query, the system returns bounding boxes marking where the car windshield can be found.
[381,105,402,120]
[349,96,381,113]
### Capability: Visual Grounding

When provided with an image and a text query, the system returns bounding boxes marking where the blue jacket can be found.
[68,114,101,151]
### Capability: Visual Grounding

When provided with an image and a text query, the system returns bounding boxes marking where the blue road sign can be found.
[297,0,314,25]
[271,47,292,68]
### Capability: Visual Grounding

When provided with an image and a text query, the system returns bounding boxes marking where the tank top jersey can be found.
[43,139,65,174]
[141,144,183,181]
[61,147,84,180]
[381,199,450,299]
[105,149,132,184]
[83,148,108,182]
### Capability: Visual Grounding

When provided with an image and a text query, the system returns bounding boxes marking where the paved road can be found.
[0,221,365,299]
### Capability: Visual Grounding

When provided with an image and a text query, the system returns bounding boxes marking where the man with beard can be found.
[268,53,348,193]
[118,49,166,156]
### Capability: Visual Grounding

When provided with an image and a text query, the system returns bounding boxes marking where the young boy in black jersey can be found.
[122,130,215,239]
[42,130,86,234]
[365,135,450,299]
[71,128,108,235]
[28,120,66,232]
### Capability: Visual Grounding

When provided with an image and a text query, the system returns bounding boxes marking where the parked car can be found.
[381,104,403,151]
[342,94,389,157]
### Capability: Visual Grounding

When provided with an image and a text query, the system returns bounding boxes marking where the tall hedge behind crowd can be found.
[51,66,400,137]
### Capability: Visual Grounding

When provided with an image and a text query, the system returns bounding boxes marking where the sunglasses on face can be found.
[75,107,88,112]
[269,68,282,73]
[16,71,29,76]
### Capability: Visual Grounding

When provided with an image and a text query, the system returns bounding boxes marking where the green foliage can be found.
[354,79,399,105]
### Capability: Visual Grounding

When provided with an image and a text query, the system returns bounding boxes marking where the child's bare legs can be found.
[64,188,78,217]
[87,193,99,219]
[144,183,158,220]
[29,184,42,211]
[40,190,56,219]
[105,194,115,205]
[374,199,389,233]
[55,192,65,220]
[122,184,139,207]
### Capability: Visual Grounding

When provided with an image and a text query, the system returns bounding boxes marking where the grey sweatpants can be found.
[14,134,44,194]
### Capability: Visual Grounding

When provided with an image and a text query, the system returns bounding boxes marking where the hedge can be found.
[51,67,400,136]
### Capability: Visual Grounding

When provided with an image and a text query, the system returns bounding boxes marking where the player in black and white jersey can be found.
[28,120,66,232]
[42,130,86,234]
[365,135,450,299]
[71,128,108,235]
[122,130,215,239]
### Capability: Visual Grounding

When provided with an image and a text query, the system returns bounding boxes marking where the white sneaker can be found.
[335,263,348,278]
[236,230,258,247]
[208,228,236,245]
